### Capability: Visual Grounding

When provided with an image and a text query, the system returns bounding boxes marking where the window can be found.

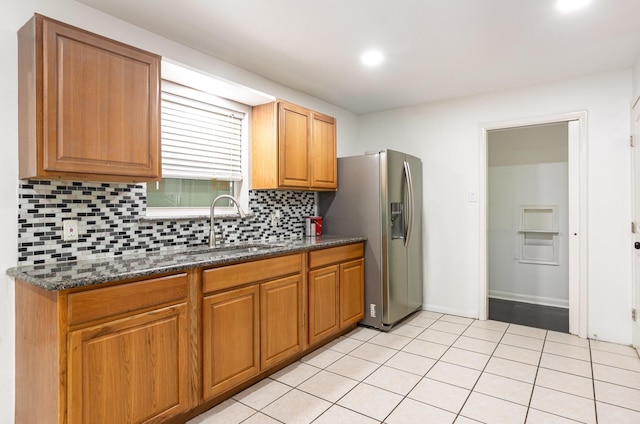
[147,77,251,217]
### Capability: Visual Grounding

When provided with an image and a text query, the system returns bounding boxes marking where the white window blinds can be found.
[161,81,245,181]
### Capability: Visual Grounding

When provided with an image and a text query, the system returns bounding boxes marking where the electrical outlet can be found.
[370,304,376,318]
[270,211,279,227]
[63,220,79,241]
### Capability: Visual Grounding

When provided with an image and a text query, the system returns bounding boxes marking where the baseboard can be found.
[422,304,479,319]
[489,290,569,309]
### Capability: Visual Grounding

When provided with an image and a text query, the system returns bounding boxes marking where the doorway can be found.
[479,112,588,338]
[487,123,569,332]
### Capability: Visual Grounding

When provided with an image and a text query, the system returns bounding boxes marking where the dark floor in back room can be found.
[488,297,569,333]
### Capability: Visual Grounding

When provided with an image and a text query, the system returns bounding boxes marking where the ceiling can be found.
[76,0,640,114]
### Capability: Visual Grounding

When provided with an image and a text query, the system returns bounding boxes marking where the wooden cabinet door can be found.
[202,285,260,400]
[310,113,337,190]
[67,303,189,424]
[308,265,340,345]
[260,274,303,369]
[20,15,160,181]
[278,102,310,188]
[340,259,365,328]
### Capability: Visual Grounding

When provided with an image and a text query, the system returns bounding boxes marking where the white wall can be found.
[357,69,633,345]
[633,57,640,105]
[489,163,569,306]
[0,1,359,422]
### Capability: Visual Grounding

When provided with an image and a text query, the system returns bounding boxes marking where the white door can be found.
[632,101,640,348]
[568,120,581,336]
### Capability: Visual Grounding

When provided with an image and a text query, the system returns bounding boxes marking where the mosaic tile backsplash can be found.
[18,180,315,265]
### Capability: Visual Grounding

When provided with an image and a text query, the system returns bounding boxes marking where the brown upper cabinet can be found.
[251,100,337,190]
[18,14,161,182]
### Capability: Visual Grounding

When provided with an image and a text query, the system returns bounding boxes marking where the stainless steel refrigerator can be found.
[319,149,423,330]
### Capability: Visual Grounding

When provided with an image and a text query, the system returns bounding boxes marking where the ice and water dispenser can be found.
[390,202,403,239]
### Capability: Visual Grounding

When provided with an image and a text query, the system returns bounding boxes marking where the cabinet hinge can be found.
[633,222,637,234]
[632,135,636,147]
[633,309,637,321]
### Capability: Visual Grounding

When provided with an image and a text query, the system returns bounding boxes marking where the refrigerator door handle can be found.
[403,160,415,247]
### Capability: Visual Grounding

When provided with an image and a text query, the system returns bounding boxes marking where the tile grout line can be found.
[234,378,292,423]
[589,339,599,424]
[523,326,547,423]
[452,320,512,423]
[303,328,393,423]
[380,314,470,423]
[310,336,385,423]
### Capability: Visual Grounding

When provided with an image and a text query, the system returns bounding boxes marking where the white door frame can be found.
[631,99,640,350]
[478,111,588,338]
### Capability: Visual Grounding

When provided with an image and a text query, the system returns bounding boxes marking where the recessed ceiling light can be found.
[361,50,384,67]
[556,0,592,12]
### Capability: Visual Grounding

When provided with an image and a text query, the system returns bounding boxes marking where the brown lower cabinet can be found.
[202,285,260,400]
[260,274,304,369]
[201,254,304,402]
[67,303,189,423]
[308,264,340,345]
[16,272,191,424]
[339,258,366,328]
[308,243,365,346]
[15,243,364,423]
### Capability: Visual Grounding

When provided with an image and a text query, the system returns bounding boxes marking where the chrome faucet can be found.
[209,194,247,248]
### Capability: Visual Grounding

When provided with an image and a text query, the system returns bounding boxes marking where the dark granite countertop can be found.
[6,235,366,291]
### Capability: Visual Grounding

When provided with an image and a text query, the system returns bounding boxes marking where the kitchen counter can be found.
[6,235,365,291]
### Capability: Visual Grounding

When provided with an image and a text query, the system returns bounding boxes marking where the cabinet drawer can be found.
[67,273,188,326]
[203,254,302,294]
[308,243,364,269]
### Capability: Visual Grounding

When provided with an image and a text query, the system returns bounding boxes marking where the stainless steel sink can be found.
[180,244,274,257]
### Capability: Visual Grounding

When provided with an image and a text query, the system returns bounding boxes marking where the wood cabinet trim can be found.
[15,281,64,423]
[250,102,278,189]
[202,254,302,294]
[187,268,201,410]
[308,243,364,269]
[67,273,188,326]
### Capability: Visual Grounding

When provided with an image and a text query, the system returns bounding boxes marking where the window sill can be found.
[139,213,254,222]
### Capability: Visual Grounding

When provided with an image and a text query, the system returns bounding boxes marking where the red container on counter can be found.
[305,216,322,237]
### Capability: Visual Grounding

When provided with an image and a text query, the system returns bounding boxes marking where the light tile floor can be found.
[188,310,640,424]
